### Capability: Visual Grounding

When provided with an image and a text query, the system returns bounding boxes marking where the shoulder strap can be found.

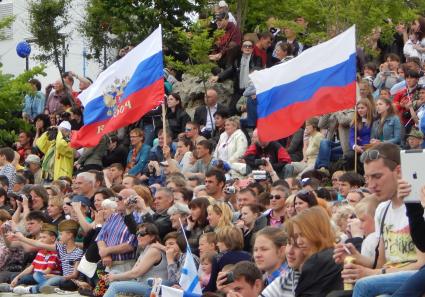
[372,201,391,269]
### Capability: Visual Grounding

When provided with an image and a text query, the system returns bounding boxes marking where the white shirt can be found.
[205,104,218,131]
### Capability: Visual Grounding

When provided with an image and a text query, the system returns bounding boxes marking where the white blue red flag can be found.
[179,249,202,295]
[71,26,164,148]
[250,26,357,142]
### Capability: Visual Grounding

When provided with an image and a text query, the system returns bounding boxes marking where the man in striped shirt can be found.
[96,193,138,273]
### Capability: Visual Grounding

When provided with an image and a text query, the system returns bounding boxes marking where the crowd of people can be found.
[1,2,425,297]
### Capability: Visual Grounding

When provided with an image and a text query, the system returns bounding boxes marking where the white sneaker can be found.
[54,287,74,295]
[0,283,11,292]
[12,285,31,294]
[40,285,57,294]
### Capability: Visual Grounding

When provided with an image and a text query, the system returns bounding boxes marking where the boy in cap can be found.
[8,219,83,293]
[9,223,61,294]
[406,128,424,149]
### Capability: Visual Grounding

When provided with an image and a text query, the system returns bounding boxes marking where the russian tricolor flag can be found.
[250,26,357,142]
[71,26,164,148]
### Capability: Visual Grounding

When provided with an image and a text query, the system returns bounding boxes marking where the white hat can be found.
[25,154,40,164]
[58,121,71,131]
[218,0,228,7]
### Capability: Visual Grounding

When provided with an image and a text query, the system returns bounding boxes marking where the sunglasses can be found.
[360,149,397,164]
[270,194,283,200]
[185,128,193,132]
[137,230,148,237]
[65,202,72,206]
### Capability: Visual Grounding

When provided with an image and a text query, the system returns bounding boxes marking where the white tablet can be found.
[401,149,425,203]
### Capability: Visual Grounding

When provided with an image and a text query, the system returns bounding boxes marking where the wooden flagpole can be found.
[354,82,360,173]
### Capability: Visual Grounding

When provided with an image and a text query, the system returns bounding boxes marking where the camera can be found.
[47,126,58,141]
[127,195,138,206]
[224,186,236,195]
[254,159,266,167]
[252,170,267,181]
[16,194,32,203]
[223,271,234,285]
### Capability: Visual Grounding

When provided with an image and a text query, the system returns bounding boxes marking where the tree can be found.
[0,16,15,41]
[0,65,46,146]
[81,0,208,66]
[242,0,425,51]
[165,20,223,95]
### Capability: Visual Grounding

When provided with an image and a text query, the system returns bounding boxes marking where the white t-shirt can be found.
[361,232,379,260]
[374,201,416,267]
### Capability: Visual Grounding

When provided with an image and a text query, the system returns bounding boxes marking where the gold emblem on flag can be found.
[102,77,130,116]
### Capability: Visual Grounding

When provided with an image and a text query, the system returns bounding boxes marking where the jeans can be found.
[315,140,343,170]
[352,270,416,297]
[392,265,425,297]
[103,281,151,297]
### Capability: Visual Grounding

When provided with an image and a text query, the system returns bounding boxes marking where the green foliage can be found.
[244,0,425,50]
[27,0,70,72]
[81,0,208,65]
[0,16,15,40]
[166,21,223,93]
[0,65,46,146]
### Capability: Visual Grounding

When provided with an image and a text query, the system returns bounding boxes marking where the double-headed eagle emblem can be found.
[103,77,129,116]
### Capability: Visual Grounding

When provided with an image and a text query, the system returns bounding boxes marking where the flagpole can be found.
[178,217,193,254]
[354,82,360,173]
[162,97,167,143]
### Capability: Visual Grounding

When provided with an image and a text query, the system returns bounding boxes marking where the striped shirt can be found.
[261,268,300,297]
[96,213,137,261]
[0,163,16,192]
[32,250,61,275]
[56,243,83,276]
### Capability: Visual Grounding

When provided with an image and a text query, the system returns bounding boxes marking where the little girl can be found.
[199,251,215,288]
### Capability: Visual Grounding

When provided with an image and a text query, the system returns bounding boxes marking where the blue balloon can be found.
[16,41,31,58]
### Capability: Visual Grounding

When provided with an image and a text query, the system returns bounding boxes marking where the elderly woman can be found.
[167,202,190,231]
[213,116,248,165]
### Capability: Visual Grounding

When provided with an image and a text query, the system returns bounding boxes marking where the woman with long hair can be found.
[237,203,265,251]
[253,227,288,285]
[166,93,191,138]
[294,190,318,214]
[370,97,402,145]
[183,197,210,256]
[285,206,343,296]
[206,202,233,232]
[345,98,375,171]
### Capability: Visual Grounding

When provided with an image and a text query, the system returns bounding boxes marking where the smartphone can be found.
[223,271,234,285]
[401,149,425,203]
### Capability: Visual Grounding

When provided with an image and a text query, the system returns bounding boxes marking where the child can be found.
[199,251,215,288]
[9,219,83,294]
[0,147,17,191]
[9,223,61,294]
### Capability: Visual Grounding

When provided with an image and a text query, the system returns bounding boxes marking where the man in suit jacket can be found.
[194,88,228,138]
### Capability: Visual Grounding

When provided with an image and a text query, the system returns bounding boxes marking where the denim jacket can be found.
[22,91,45,120]
[127,144,151,175]
[371,115,402,145]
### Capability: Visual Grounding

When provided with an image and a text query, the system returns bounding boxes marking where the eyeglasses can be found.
[360,149,398,165]
[185,128,192,132]
[137,230,148,237]
[270,194,283,200]
[242,44,253,48]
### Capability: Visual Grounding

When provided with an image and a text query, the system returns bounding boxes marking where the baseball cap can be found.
[25,154,40,165]
[71,195,91,207]
[407,129,424,139]
[58,121,71,131]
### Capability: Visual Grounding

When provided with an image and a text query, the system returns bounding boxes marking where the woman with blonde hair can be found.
[132,185,153,208]
[285,206,343,296]
[213,116,248,166]
[206,202,233,231]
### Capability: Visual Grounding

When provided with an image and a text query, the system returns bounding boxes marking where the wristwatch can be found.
[381,268,386,274]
